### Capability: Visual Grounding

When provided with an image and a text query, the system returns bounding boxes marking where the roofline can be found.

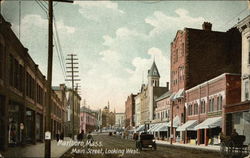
[186,73,241,93]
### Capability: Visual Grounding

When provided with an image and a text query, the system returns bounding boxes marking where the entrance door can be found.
[200,129,205,144]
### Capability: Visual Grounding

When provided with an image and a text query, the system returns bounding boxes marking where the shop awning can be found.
[176,120,198,131]
[136,125,145,132]
[174,88,184,100]
[170,92,176,101]
[150,123,162,132]
[194,117,222,130]
[154,123,163,132]
[157,122,169,132]
[148,124,157,132]
[167,116,180,128]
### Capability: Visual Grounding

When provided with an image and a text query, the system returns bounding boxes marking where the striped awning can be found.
[194,117,222,130]
[176,120,198,131]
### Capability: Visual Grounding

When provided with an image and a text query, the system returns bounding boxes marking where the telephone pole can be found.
[45,0,73,157]
[66,54,80,139]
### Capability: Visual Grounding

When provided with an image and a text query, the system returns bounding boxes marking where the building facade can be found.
[139,61,169,126]
[170,21,242,142]
[66,89,81,137]
[101,102,115,129]
[0,15,67,150]
[79,106,97,133]
[125,94,136,128]
[134,93,141,127]
[115,113,125,128]
[224,15,250,146]
[184,73,241,145]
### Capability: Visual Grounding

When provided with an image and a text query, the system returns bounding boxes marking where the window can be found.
[217,95,223,111]
[209,98,214,112]
[194,103,198,115]
[245,81,249,100]
[200,100,206,114]
[188,104,193,116]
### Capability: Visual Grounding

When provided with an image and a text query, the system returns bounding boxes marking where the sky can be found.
[1,0,249,112]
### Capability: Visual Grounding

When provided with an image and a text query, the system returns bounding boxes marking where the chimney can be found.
[166,82,169,91]
[202,22,212,31]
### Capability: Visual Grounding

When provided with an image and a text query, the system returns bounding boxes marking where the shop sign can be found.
[45,131,51,140]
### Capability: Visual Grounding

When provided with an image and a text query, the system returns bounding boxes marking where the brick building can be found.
[182,73,241,146]
[125,94,136,128]
[79,106,97,133]
[224,15,250,145]
[170,22,241,142]
[0,15,67,150]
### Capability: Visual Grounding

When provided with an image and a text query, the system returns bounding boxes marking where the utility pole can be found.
[66,54,80,139]
[45,0,73,158]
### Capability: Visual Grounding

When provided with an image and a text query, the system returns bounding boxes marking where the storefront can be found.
[225,101,250,146]
[8,103,21,145]
[35,113,43,141]
[194,117,222,146]
[176,120,198,144]
[25,108,35,143]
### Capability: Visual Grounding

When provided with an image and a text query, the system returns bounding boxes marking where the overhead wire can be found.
[35,0,47,15]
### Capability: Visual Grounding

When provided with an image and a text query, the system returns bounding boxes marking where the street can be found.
[61,134,221,158]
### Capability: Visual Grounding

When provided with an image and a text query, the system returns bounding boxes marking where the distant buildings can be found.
[79,106,98,133]
[140,61,169,124]
[125,94,136,128]
[101,102,115,129]
[115,113,125,128]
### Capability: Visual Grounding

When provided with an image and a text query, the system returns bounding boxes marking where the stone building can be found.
[115,113,125,128]
[224,15,250,145]
[0,15,67,150]
[183,73,241,146]
[125,94,136,128]
[170,21,241,142]
[139,61,168,126]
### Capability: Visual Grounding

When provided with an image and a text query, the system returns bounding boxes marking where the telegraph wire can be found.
[35,0,47,15]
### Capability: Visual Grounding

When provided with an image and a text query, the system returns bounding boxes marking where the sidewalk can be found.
[156,140,220,152]
[1,137,72,158]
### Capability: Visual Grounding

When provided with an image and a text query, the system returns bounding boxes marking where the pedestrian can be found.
[60,131,64,140]
[56,130,60,142]
[87,131,93,143]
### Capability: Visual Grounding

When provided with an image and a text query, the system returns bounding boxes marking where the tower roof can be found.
[148,61,160,77]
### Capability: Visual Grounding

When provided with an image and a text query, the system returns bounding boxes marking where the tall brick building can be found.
[170,22,241,142]
[125,94,136,128]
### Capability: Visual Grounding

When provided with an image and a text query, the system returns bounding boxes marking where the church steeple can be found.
[148,60,160,87]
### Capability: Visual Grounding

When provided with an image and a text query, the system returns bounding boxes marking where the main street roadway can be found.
[61,133,221,158]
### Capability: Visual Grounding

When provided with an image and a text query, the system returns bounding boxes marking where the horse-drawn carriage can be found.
[220,135,249,158]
